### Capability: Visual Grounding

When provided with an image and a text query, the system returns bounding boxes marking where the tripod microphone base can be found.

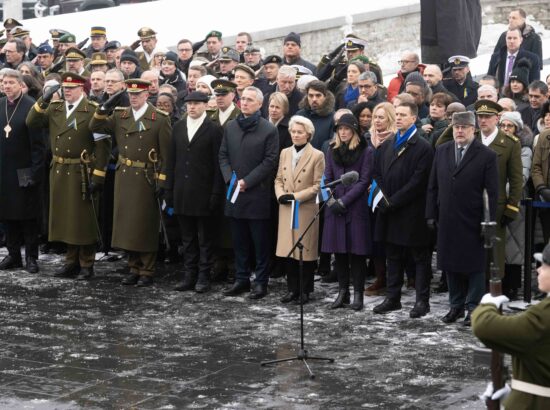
[261,349,334,379]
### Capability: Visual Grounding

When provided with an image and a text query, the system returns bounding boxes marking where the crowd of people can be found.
[0,9,548,320]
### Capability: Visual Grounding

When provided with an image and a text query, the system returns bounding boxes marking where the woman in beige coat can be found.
[275,115,325,304]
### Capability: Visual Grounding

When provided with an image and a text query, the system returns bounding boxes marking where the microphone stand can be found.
[261,190,335,379]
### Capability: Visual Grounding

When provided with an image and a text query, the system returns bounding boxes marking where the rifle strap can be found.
[512,379,550,397]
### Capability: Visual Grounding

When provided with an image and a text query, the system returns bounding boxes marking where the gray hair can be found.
[277,65,297,80]
[243,86,264,104]
[289,115,315,139]
[359,71,377,83]
[1,68,22,83]
[105,68,124,81]
[477,84,498,99]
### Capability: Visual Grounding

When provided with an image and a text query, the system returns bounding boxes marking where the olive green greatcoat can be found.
[89,103,171,252]
[472,298,550,410]
[435,127,523,274]
[26,97,110,245]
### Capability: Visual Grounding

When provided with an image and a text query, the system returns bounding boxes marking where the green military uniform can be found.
[136,27,157,72]
[89,79,171,278]
[472,297,550,409]
[209,105,240,128]
[26,74,110,268]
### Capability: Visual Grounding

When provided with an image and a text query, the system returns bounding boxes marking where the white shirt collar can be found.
[132,103,148,122]
[66,94,84,118]
[481,127,499,147]
[218,103,235,126]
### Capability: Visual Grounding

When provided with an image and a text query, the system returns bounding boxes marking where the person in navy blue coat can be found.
[426,111,499,326]
[372,102,434,318]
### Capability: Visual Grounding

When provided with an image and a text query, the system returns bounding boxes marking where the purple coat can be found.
[321,141,374,255]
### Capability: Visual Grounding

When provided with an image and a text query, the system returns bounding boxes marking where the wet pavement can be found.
[0,249,496,409]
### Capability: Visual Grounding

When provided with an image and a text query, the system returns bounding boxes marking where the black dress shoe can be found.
[435,281,448,293]
[373,298,402,314]
[463,311,472,327]
[280,291,299,303]
[122,273,140,285]
[441,307,465,323]
[54,263,80,278]
[410,300,430,318]
[330,289,350,309]
[25,257,39,273]
[223,281,250,296]
[137,276,154,287]
[194,273,210,293]
[0,255,23,270]
[293,293,309,305]
[248,283,268,300]
[76,266,94,281]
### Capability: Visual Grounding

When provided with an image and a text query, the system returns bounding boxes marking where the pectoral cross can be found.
[4,124,11,138]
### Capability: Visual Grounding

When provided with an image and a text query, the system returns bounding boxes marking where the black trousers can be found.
[334,253,367,291]
[4,219,39,260]
[285,258,315,294]
[230,218,271,285]
[386,243,431,302]
[178,214,215,277]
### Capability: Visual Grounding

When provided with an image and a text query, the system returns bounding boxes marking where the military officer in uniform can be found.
[89,79,171,287]
[64,47,91,78]
[26,72,110,280]
[442,56,479,107]
[210,79,240,127]
[472,242,550,410]
[135,27,158,72]
[475,100,523,282]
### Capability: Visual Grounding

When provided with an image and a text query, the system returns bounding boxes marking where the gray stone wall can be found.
[480,0,550,27]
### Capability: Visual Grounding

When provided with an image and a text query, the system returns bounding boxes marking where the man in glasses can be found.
[387,51,424,102]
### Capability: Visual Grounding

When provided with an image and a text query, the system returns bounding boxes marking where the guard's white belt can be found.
[511,379,550,397]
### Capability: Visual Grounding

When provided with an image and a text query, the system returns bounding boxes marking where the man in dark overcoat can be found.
[426,111,498,326]
[165,91,224,293]
[26,72,110,280]
[372,102,434,318]
[90,79,171,287]
[218,86,279,299]
[0,69,45,273]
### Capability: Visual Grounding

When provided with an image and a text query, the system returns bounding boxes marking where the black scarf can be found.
[236,111,261,132]
[332,137,367,167]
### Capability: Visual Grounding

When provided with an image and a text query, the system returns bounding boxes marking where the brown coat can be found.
[531,129,550,192]
[274,143,324,261]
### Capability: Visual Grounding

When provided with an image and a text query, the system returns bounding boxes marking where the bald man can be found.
[423,65,451,96]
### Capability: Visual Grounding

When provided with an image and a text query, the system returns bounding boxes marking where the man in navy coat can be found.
[426,111,498,326]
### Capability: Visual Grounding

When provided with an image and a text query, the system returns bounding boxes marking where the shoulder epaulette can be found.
[88,100,99,107]
[506,133,519,143]
[114,106,126,111]
[155,108,169,117]
[51,100,64,104]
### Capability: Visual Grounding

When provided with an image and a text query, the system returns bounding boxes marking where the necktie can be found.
[457,147,464,166]
[506,55,515,85]
[68,104,74,111]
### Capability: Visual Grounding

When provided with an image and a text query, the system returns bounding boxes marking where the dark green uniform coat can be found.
[472,298,550,410]
[89,103,171,252]
[26,97,110,245]
[209,105,240,128]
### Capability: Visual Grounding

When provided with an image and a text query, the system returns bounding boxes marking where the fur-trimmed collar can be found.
[298,90,335,117]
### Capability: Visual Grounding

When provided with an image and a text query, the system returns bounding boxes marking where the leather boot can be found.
[194,272,211,293]
[350,291,364,311]
[25,256,39,274]
[365,258,386,295]
[0,255,23,270]
[174,272,196,291]
[330,289,350,309]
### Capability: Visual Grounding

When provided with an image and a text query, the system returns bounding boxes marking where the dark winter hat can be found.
[120,49,140,66]
[284,32,301,46]
[184,91,209,103]
[404,71,427,89]
[508,58,531,89]
[335,113,361,135]
[263,55,282,66]
[451,111,475,127]
[104,40,121,51]
[163,51,178,64]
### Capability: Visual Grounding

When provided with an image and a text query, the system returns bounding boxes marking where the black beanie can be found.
[509,58,531,89]
[120,49,139,66]
[284,32,301,46]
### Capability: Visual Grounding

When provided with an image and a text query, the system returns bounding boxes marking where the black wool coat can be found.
[373,132,433,247]
[218,115,279,220]
[0,94,45,220]
[165,115,224,216]
[487,48,540,87]
[426,139,498,273]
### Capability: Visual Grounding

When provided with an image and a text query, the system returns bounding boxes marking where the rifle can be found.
[480,189,506,410]
[148,149,171,252]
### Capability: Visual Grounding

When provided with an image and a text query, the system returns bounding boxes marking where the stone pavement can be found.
[0,249,494,409]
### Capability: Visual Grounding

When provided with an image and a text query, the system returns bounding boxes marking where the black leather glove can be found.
[539,187,550,202]
[88,182,103,195]
[76,37,89,50]
[328,198,347,215]
[500,215,514,227]
[155,187,165,200]
[426,218,437,231]
[99,90,124,114]
[40,83,61,108]
[48,58,65,74]
[328,43,345,60]
[334,65,347,82]
[278,194,295,205]
[130,39,141,50]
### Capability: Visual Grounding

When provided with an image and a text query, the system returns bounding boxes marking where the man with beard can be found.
[0,69,45,273]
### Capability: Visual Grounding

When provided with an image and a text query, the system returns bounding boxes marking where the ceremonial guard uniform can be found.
[26,73,110,279]
[90,79,171,286]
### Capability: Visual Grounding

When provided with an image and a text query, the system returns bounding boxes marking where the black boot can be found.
[194,272,211,293]
[25,256,39,273]
[350,291,364,311]
[76,266,94,280]
[330,289,350,309]
[0,255,23,270]
[174,272,196,291]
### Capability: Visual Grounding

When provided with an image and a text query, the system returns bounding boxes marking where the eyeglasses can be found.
[398,60,415,65]
[178,48,192,52]
[500,123,515,129]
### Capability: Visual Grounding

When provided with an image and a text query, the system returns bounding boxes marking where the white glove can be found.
[480,293,510,309]
[480,381,511,401]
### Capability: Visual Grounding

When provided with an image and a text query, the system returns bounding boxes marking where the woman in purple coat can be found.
[322,114,374,311]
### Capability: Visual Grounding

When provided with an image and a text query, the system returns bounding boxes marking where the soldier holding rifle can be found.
[26,72,110,280]
[90,78,171,287]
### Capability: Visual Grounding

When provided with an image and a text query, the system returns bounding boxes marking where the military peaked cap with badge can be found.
[90,26,106,37]
[244,44,260,53]
[125,79,151,93]
[61,72,86,87]
[448,55,470,69]
[59,33,76,44]
[90,52,108,65]
[3,18,22,29]
[10,26,30,38]
[219,47,239,62]
[206,30,222,39]
[474,99,503,116]
[65,47,86,60]
[211,79,237,95]
[137,27,156,40]
[263,55,282,66]
[344,35,368,51]
[50,28,68,41]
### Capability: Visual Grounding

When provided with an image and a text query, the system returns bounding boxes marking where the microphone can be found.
[321,171,359,189]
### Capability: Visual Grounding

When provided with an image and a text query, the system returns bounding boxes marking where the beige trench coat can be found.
[274,143,325,261]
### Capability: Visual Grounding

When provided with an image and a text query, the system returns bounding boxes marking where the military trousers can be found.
[128,251,156,276]
[66,244,96,268]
